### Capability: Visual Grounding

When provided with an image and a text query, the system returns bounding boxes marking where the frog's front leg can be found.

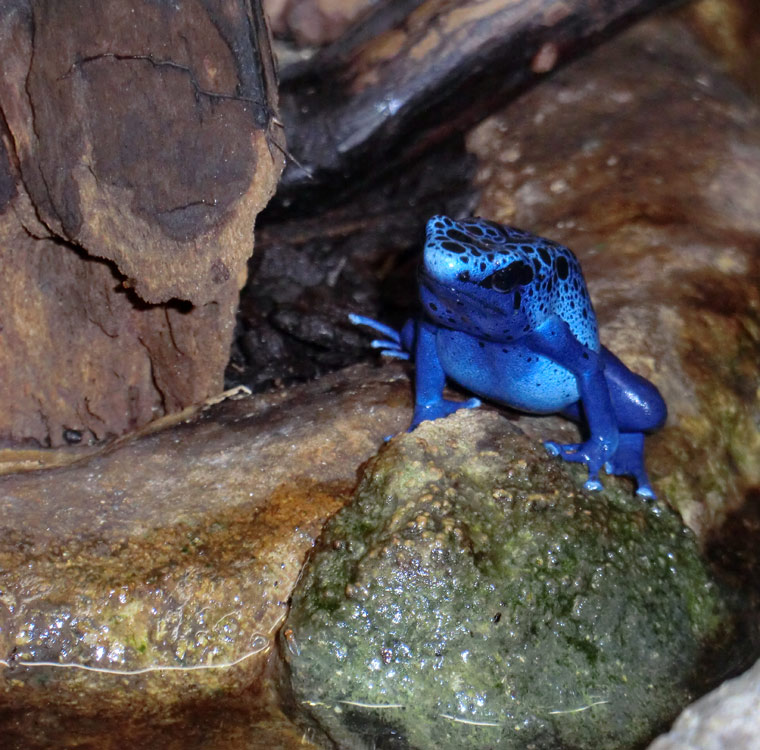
[412,320,481,430]
[527,316,619,492]
[348,314,411,360]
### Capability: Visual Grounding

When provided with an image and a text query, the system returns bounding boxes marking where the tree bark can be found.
[0,0,283,447]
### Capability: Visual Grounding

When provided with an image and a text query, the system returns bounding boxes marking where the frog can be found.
[350,214,667,498]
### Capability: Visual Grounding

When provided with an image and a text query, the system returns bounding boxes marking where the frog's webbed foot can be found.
[602,432,656,499]
[546,432,656,498]
[410,397,482,431]
[544,438,615,493]
[349,313,410,360]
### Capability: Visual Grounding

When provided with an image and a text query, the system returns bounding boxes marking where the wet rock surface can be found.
[0,365,410,749]
[682,0,760,102]
[283,410,736,750]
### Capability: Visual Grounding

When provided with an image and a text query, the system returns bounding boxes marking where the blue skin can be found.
[350,215,667,498]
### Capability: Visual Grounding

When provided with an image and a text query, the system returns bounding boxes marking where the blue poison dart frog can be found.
[350,215,667,498]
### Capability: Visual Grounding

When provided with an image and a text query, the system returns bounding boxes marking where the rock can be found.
[466,15,760,540]
[283,410,736,750]
[0,364,410,749]
[0,0,283,447]
[265,0,380,46]
[648,657,760,750]
[681,0,760,101]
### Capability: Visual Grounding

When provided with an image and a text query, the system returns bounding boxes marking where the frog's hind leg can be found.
[604,432,656,499]
[601,348,667,433]
[550,360,662,496]
[549,398,658,497]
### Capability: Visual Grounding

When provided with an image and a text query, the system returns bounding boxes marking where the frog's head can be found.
[419,215,540,341]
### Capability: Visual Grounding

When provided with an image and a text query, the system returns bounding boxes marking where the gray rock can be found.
[648,658,760,750]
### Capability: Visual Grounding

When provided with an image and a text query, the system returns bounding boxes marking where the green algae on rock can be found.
[282,410,734,750]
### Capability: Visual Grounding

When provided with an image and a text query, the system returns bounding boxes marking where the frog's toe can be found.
[635,484,656,500]
[544,441,560,457]
[370,338,410,360]
[349,314,402,344]
[583,477,603,492]
[544,441,588,463]
[370,338,400,350]
[410,397,481,429]
[436,396,481,417]
[544,440,581,458]
[379,349,410,361]
[603,433,656,499]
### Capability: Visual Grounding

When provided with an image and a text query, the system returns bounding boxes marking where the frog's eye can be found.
[480,261,534,292]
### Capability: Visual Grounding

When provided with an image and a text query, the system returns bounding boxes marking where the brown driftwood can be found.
[274,0,676,210]
[0,0,283,447]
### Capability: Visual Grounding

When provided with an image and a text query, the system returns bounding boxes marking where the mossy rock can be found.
[282,410,734,750]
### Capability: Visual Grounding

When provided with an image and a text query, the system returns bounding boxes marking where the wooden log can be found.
[274,0,676,210]
[0,0,283,447]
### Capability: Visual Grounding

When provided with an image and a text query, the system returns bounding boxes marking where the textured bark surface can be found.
[0,0,283,447]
